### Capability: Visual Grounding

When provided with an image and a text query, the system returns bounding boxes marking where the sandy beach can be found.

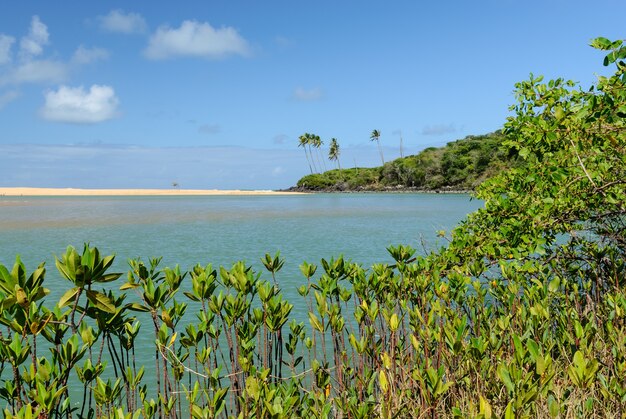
[0,187,304,196]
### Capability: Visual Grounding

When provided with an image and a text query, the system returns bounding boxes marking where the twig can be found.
[568,136,596,188]
[158,343,329,382]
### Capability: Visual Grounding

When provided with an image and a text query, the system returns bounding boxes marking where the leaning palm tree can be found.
[311,134,327,172]
[328,138,341,170]
[298,134,314,173]
[371,129,384,164]
[305,133,320,173]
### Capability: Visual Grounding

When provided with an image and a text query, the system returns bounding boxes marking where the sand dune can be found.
[0,187,303,196]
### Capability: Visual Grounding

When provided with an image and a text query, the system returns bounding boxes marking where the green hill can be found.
[292,131,518,192]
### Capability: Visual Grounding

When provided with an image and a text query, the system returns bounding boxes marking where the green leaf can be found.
[120,282,139,291]
[590,37,613,51]
[504,401,515,419]
[497,365,514,393]
[519,147,530,159]
[479,395,492,419]
[58,287,81,308]
[308,312,324,333]
[527,339,540,361]
[86,290,116,313]
[379,370,389,393]
[126,303,150,312]
[548,277,560,293]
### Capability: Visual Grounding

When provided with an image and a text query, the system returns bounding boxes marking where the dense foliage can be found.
[1,37,625,418]
[295,131,516,191]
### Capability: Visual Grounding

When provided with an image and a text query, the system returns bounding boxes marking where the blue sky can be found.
[0,1,624,189]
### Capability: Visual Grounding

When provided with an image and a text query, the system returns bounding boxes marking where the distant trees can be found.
[297,131,510,191]
[298,134,314,174]
[311,134,326,172]
[328,138,341,170]
[298,133,328,174]
[297,130,392,175]
[370,129,384,164]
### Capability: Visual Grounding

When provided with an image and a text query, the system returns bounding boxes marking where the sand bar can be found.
[0,187,304,196]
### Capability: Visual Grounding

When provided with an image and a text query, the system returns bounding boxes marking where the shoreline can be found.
[0,187,306,197]
[282,186,473,194]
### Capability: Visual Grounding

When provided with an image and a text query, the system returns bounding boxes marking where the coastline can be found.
[0,187,306,197]
[283,186,473,194]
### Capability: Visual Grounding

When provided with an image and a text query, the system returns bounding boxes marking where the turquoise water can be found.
[0,193,481,403]
[0,193,481,275]
[0,193,482,329]
[0,193,482,316]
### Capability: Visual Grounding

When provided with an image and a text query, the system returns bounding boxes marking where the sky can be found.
[0,1,624,190]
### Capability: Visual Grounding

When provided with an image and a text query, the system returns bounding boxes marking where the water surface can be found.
[0,193,481,279]
[0,192,483,403]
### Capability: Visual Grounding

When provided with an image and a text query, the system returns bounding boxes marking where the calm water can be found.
[0,193,482,325]
[0,193,481,288]
[0,193,481,402]
[0,193,482,310]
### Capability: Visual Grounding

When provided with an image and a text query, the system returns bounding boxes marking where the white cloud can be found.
[0,17,70,86]
[0,35,15,65]
[99,10,147,34]
[72,45,109,65]
[144,20,249,60]
[20,16,49,58]
[40,85,119,123]
[292,87,323,101]
[0,90,19,109]
[4,59,68,85]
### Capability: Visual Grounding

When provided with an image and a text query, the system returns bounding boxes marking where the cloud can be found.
[40,85,119,123]
[422,123,457,136]
[3,59,68,85]
[144,20,250,60]
[99,10,147,34]
[292,87,323,101]
[72,45,109,65]
[0,35,15,65]
[198,123,220,135]
[19,16,49,58]
[0,17,69,86]
[0,90,19,109]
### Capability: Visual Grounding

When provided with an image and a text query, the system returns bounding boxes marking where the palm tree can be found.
[305,133,320,173]
[371,129,384,164]
[328,138,341,170]
[298,134,314,174]
[311,134,327,172]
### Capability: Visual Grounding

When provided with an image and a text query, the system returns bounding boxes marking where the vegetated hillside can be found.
[294,131,518,192]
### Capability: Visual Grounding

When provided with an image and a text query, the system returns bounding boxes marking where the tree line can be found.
[297,129,387,176]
